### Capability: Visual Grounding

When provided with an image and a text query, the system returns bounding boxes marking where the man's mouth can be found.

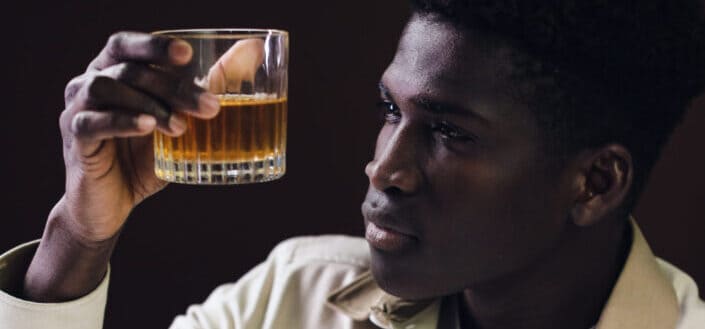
[361,192,420,252]
[365,221,418,252]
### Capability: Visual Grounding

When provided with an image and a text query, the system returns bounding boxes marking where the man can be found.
[1,0,704,328]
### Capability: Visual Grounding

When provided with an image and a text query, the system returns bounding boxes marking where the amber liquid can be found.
[154,95,287,184]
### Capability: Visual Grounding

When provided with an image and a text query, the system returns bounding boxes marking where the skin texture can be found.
[362,14,633,329]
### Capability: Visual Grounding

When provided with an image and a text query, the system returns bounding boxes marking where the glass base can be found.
[155,154,285,185]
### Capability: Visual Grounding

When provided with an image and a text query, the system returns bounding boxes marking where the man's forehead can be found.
[391,15,517,93]
[385,15,520,108]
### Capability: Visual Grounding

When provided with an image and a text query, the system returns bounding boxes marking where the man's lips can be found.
[365,221,417,252]
[361,195,420,252]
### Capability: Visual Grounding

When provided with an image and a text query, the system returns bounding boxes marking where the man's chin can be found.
[368,250,439,300]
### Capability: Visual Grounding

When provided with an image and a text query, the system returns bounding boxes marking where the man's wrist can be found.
[46,198,122,249]
[47,196,126,248]
[22,200,119,302]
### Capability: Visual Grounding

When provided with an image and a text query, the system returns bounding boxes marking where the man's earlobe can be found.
[571,145,633,227]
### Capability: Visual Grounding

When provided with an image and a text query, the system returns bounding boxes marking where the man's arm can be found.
[0,31,221,329]
[17,32,220,303]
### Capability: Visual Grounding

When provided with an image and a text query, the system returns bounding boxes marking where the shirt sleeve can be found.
[168,239,292,329]
[169,261,270,329]
[0,240,110,329]
[168,235,372,329]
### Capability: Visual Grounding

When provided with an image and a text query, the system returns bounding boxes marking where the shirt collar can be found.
[595,218,679,329]
[325,270,436,325]
[326,218,679,329]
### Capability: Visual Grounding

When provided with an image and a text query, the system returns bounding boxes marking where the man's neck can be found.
[459,218,631,329]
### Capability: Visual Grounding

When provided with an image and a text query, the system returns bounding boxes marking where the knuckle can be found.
[106,32,128,59]
[107,32,126,49]
[71,112,94,137]
[64,76,85,104]
[59,109,72,133]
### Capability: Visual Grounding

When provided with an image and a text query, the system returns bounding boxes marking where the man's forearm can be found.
[23,201,119,302]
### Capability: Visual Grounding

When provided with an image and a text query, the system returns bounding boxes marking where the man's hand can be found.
[23,32,220,302]
[59,31,220,242]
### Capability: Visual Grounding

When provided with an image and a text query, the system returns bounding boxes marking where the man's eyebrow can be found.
[378,82,394,101]
[379,82,490,125]
[413,96,488,122]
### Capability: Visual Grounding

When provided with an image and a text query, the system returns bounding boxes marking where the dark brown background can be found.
[2,1,703,328]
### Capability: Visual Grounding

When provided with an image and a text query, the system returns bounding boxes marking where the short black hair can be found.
[411,0,705,215]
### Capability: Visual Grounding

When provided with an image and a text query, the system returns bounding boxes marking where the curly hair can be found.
[410,0,705,214]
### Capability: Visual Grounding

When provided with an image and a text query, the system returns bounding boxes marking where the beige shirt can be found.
[0,221,703,329]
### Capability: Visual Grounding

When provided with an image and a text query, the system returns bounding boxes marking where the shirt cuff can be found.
[0,240,109,329]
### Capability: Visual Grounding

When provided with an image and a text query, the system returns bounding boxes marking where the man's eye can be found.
[431,121,475,143]
[376,100,401,123]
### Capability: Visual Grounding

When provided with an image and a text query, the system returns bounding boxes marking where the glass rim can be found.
[152,28,288,38]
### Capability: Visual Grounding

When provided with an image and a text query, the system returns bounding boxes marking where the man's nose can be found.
[365,125,423,195]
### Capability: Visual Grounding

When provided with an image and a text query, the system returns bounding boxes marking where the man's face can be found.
[361,14,576,300]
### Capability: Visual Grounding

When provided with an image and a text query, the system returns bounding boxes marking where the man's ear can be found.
[570,144,634,226]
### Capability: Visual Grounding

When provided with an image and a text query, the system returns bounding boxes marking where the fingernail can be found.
[169,39,192,65]
[169,115,187,133]
[136,115,157,131]
[199,93,220,116]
